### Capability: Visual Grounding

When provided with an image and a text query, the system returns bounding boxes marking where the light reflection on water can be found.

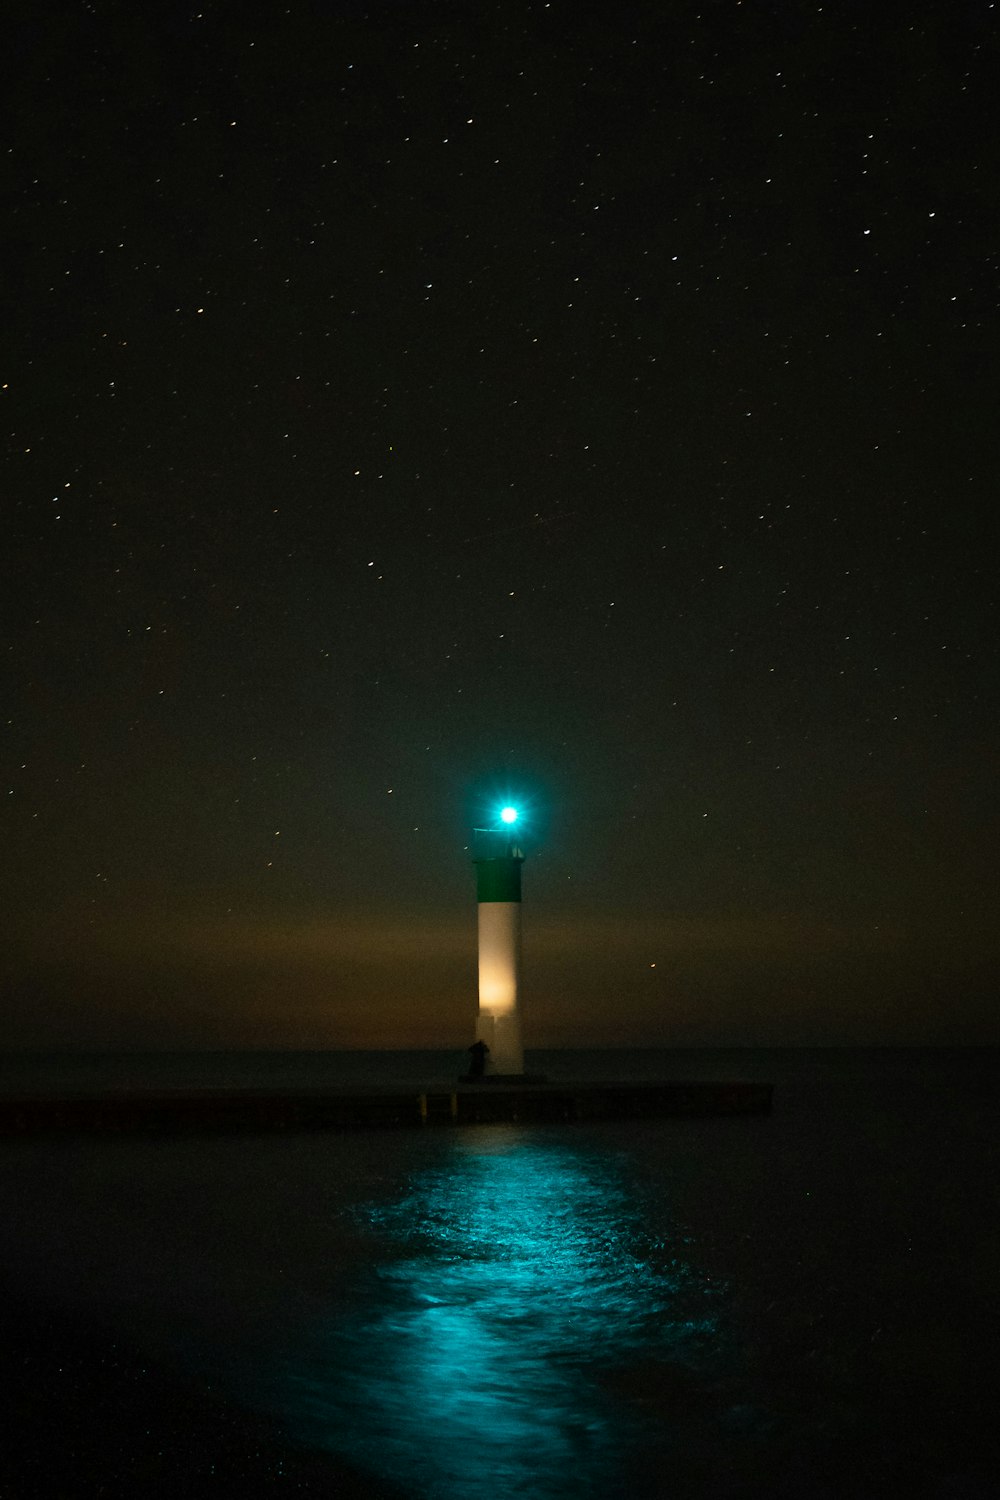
[279,1129,725,1498]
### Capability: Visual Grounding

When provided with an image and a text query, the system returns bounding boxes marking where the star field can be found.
[3,0,997,1047]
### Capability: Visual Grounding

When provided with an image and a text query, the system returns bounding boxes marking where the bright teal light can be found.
[499,806,518,824]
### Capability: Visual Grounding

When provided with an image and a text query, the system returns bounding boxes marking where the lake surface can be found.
[1,1048,996,1496]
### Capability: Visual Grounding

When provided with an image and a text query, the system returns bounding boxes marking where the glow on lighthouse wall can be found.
[473,808,525,1076]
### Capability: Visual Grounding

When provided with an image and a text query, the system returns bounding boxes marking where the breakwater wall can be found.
[0,1080,772,1135]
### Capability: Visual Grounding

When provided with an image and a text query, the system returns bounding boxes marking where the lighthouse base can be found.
[474,1009,524,1077]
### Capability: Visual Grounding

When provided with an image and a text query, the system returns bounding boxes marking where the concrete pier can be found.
[0,1079,772,1135]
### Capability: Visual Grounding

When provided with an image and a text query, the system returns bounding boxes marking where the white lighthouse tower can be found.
[472,807,524,1076]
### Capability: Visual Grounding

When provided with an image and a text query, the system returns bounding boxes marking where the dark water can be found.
[1,1049,997,1496]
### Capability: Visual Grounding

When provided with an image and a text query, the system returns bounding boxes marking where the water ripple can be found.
[278,1130,725,1498]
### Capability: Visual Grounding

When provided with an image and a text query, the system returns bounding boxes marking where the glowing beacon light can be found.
[499,806,518,824]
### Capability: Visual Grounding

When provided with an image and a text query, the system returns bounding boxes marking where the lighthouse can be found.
[471,806,524,1076]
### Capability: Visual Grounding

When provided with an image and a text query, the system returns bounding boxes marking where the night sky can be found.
[4,0,997,1050]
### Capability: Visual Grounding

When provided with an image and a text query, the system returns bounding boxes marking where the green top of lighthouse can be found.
[471,810,524,901]
[474,853,523,902]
